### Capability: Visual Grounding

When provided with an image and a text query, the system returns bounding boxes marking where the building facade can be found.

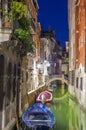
[0,1,22,129]
[68,0,86,109]
[62,41,69,78]
[68,0,75,95]
[40,29,62,81]
[75,0,86,109]
[20,0,41,113]
[0,0,41,130]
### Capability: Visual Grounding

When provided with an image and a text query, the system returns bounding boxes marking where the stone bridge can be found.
[45,74,68,86]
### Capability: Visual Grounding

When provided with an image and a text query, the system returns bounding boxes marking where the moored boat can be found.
[36,90,52,104]
[22,103,55,129]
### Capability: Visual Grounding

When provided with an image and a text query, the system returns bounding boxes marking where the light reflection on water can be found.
[51,85,86,130]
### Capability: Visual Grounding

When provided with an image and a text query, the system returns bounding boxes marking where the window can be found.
[72,71,75,86]
[80,77,83,91]
[75,0,80,5]
[26,72,28,82]
[17,62,21,78]
[32,0,37,9]
[45,52,46,60]
[76,77,78,88]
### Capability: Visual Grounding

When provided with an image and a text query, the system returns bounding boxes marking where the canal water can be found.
[20,82,86,130]
[51,83,86,130]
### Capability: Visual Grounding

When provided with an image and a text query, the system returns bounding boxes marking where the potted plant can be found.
[3,11,12,27]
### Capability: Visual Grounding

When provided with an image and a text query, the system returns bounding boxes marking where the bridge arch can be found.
[45,77,68,86]
[45,76,69,101]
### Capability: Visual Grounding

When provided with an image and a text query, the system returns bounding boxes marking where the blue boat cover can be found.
[22,103,55,128]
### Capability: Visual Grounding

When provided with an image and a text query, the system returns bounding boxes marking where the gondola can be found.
[22,103,55,130]
[36,91,52,104]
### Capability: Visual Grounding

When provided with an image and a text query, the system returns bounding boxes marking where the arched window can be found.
[75,0,80,5]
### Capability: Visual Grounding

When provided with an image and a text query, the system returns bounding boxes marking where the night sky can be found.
[38,0,69,48]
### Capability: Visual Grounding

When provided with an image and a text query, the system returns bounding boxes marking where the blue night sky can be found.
[38,0,69,48]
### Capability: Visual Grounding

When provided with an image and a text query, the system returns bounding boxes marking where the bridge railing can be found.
[49,74,62,79]
[49,74,68,83]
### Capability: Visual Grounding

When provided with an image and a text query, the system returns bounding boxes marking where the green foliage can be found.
[15,28,30,40]
[65,58,69,62]
[24,18,31,29]
[25,41,33,52]
[15,28,33,52]
[10,2,33,53]
[12,1,27,20]
[19,17,31,30]
[1,2,28,22]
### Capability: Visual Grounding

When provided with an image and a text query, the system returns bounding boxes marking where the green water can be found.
[51,85,86,130]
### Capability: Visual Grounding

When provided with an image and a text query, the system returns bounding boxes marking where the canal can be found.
[51,82,86,130]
